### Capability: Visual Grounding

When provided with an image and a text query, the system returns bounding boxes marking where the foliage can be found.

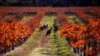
[60,19,100,56]
[0,20,32,53]
[26,17,41,30]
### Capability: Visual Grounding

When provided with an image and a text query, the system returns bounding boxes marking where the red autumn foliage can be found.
[0,20,32,52]
[60,19,100,56]
[86,19,100,40]
[26,17,41,30]
[60,23,87,48]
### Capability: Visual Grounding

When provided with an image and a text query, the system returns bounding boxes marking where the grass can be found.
[40,15,56,29]
[67,15,83,24]
[47,31,74,56]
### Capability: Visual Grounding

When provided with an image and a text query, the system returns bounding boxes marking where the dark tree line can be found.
[0,0,100,6]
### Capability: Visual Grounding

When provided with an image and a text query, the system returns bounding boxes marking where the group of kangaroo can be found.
[40,23,58,36]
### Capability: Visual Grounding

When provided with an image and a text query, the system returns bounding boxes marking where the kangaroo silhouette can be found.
[46,27,52,36]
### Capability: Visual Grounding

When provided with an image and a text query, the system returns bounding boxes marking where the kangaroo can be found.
[46,27,52,36]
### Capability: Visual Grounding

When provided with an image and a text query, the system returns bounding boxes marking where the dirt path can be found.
[39,29,48,47]
[27,29,52,56]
